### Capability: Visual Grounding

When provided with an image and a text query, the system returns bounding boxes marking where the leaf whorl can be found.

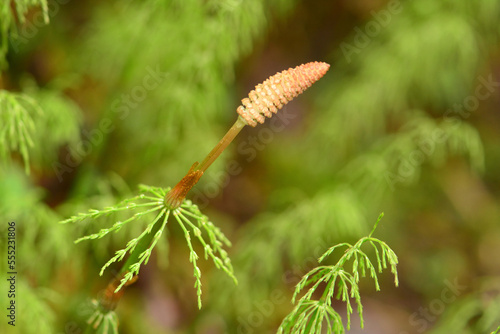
[237,61,330,127]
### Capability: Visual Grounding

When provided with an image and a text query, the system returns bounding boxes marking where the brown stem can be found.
[164,162,204,209]
[97,272,138,313]
[164,117,247,209]
[196,116,246,173]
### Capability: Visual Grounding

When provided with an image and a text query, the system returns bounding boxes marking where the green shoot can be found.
[278,213,398,334]
[60,184,236,309]
[0,90,43,173]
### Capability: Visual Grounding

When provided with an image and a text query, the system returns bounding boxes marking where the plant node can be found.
[164,162,204,209]
[98,271,138,312]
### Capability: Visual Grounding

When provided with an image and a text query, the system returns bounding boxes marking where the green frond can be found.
[0,84,80,174]
[278,215,398,334]
[0,0,49,69]
[61,184,236,307]
[278,300,344,334]
[172,202,237,308]
[209,187,369,323]
[0,90,43,173]
[99,208,168,278]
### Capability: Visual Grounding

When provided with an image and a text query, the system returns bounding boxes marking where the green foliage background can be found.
[1,0,500,333]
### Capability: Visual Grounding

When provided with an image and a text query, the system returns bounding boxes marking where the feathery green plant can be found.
[61,184,236,308]
[0,0,49,69]
[0,90,43,173]
[278,214,398,334]
[0,87,82,174]
[209,187,369,323]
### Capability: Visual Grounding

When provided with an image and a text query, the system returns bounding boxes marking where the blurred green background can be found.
[1,0,500,333]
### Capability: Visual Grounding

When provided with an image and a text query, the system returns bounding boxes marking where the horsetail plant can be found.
[61,62,330,332]
[278,213,399,334]
[165,61,330,208]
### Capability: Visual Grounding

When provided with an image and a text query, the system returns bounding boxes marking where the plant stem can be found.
[119,213,166,275]
[165,116,247,209]
[196,116,246,173]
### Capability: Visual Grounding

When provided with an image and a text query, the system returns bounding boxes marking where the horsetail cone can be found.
[165,61,329,209]
[237,61,330,127]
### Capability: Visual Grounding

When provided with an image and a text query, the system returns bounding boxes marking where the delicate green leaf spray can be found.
[278,213,398,334]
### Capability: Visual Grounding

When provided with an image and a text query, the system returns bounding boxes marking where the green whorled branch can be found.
[0,90,43,173]
[278,213,399,334]
[60,184,236,310]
